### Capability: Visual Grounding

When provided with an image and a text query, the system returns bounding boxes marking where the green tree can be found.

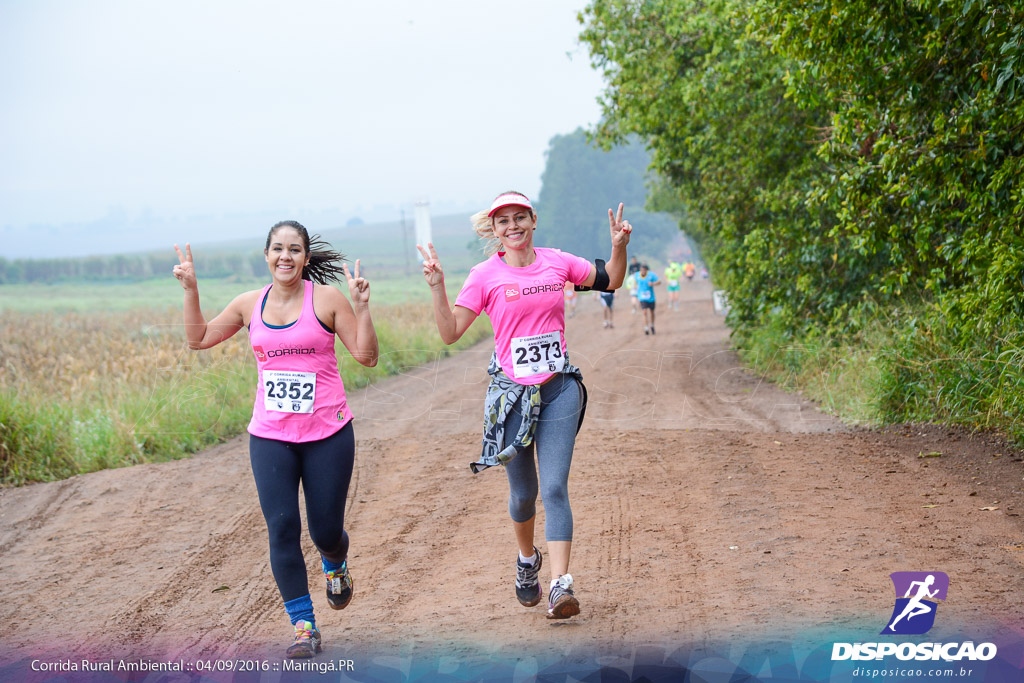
[756,0,1024,338]
[580,0,850,335]
[579,0,1024,441]
[535,128,680,262]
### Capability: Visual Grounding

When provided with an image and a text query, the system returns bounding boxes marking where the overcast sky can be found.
[0,0,607,258]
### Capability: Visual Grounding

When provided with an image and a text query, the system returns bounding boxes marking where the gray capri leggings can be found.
[502,374,583,542]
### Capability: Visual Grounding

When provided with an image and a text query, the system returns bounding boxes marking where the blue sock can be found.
[283,594,315,627]
[322,557,345,573]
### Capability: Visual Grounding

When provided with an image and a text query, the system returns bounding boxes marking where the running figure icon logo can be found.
[880,571,949,635]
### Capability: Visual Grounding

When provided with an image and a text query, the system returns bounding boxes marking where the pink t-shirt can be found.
[455,248,592,385]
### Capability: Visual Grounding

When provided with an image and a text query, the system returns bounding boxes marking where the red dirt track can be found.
[1,279,1022,665]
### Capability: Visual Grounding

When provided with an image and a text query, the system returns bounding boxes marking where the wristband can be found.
[574,259,611,293]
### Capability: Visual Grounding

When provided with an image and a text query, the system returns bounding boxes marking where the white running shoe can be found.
[547,574,580,619]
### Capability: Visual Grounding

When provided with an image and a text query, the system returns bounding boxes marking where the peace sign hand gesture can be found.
[416,242,444,288]
[342,259,370,306]
[608,202,633,248]
[173,243,197,291]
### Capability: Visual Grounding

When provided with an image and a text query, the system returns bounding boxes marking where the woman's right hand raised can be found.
[173,243,197,291]
[416,242,444,288]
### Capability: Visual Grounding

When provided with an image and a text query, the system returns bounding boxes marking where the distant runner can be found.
[626,271,639,315]
[627,256,641,314]
[600,289,615,329]
[664,261,682,311]
[563,280,578,319]
[635,263,661,335]
[628,255,641,277]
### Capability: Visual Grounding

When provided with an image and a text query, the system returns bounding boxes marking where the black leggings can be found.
[249,423,355,602]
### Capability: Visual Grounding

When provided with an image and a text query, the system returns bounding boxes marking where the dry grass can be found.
[0,303,490,486]
[1,308,247,401]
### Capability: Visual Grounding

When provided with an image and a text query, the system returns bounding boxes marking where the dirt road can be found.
[1,279,1022,675]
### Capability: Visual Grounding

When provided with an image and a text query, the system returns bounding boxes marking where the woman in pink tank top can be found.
[417,191,633,621]
[173,220,378,658]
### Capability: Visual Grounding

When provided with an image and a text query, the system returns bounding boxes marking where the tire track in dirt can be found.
[106,505,275,656]
[0,478,76,558]
[581,429,636,644]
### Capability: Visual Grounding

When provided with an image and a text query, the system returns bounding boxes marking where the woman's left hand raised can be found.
[609,202,633,247]
[342,260,370,306]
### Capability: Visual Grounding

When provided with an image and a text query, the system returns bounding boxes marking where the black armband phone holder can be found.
[574,258,612,293]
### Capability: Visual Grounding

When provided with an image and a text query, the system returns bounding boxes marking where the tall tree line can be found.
[579,0,1024,439]
[534,129,687,263]
[0,251,265,284]
[579,0,1023,339]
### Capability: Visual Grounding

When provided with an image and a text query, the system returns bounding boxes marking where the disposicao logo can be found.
[881,571,948,635]
[503,284,520,302]
[831,571,997,663]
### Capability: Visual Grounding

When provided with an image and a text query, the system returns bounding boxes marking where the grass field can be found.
[0,273,490,486]
[0,272,460,313]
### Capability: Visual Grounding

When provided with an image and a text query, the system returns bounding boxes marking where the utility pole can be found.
[414,199,432,259]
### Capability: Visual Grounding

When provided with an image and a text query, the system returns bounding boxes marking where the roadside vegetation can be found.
[579,0,1024,445]
[0,280,490,486]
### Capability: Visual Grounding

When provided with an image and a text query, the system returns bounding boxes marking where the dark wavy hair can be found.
[265,220,347,285]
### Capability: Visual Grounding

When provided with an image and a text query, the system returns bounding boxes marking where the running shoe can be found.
[515,546,543,607]
[547,574,580,619]
[286,620,322,658]
[651,325,656,335]
[644,326,650,335]
[325,561,354,610]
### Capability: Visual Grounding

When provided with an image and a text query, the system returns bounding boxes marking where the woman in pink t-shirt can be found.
[417,191,632,620]
[173,221,378,658]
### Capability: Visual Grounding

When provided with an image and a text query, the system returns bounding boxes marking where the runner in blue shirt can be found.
[635,263,661,335]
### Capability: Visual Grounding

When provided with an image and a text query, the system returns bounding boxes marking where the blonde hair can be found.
[471,209,502,256]
[471,190,535,256]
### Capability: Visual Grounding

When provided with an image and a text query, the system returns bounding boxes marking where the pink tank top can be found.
[247,280,352,442]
